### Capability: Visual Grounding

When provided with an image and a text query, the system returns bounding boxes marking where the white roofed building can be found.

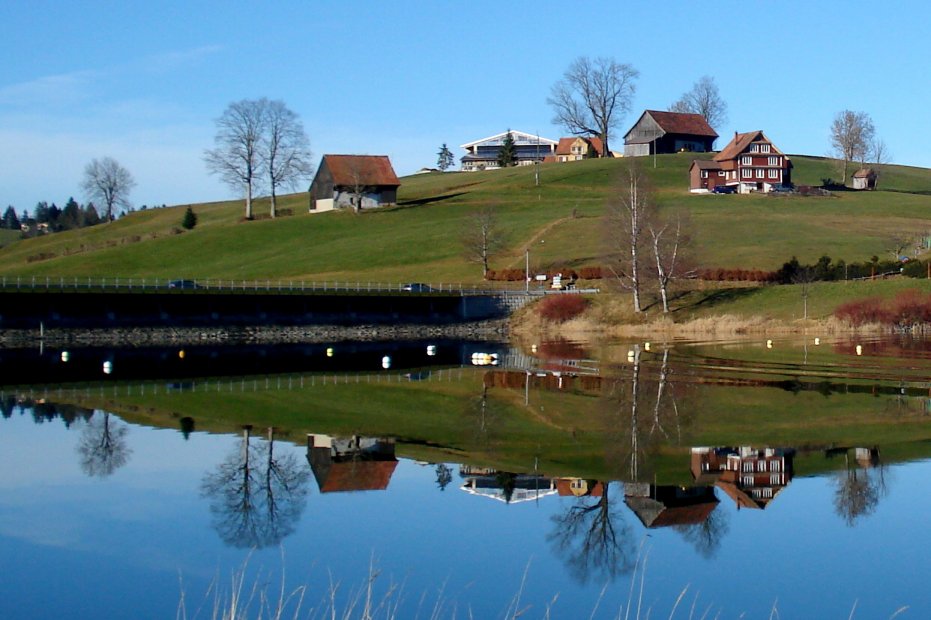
[460,130,557,171]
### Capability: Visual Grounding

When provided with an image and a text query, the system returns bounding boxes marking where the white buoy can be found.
[856,344,863,356]
[627,350,635,362]
[814,337,821,346]
[326,347,334,357]
[644,342,651,351]
[381,355,391,369]
[766,339,773,349]
[531,344,538,353]
[60,351,69,362]
[179,349,185,359]
[427,345,436,356]
[102,361,113,375]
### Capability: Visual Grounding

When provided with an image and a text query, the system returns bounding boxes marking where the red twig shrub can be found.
[578,266,603,279]
[834,296,893,326]
[538,295,589,322]
[890,290,931,325]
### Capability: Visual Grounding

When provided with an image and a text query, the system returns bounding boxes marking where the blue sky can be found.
[2,1,929,211]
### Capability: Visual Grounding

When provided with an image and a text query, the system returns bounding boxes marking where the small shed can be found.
[852,168,878,190]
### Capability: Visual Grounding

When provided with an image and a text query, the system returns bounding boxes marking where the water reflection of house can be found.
[306,434,398,493]
[459,465,557,504]
[691,446,795,509]
[624,483,719,528]
[556,478,604,498]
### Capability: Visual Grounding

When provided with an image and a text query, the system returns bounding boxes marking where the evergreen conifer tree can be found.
[181,206,198,230]
[497,130,517,168]
[436,143,455,171]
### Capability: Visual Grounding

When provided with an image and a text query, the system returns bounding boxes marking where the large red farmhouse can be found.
[689,130,792,194]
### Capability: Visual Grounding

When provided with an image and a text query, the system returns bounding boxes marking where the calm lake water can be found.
[1,336,930,619]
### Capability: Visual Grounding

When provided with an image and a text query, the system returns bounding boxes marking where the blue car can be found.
[712,185,737,194]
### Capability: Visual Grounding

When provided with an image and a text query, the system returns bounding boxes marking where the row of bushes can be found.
[835,290,931,326]
[699,268,779,282]
[486,266,604,281]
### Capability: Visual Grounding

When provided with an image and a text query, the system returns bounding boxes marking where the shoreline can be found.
[0,320,510,348]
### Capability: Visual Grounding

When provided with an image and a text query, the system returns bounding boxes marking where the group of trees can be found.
[1,198,103,234]
[204,98,314,219]
[830,110,890,184]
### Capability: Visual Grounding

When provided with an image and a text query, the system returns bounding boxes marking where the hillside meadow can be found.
[2,154,931,322]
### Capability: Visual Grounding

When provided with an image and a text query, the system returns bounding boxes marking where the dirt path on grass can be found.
[505,216,576,269]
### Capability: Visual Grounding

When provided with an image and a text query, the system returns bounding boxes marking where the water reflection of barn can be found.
[306,434,398,493]
[459,465,557,504]
[691,446,795,509]
[624,484,719,528]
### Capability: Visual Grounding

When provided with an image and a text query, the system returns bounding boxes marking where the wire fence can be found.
[0,276,597,296]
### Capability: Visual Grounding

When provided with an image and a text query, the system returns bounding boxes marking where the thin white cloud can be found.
[0,70,99,107]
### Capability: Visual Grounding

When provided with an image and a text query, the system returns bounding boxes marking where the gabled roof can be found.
[460,130,557,149]
[555,136,605,156]
[625,110,718,141]
[714,131,785,162]
[853,168,877,178]
[690,159,722,171]
[322,154,400,187]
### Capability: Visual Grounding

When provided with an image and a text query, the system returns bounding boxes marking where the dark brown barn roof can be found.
[690,159,723,170]
[323,155,401,187]
[644,110,718,137]
[318,460,398,493]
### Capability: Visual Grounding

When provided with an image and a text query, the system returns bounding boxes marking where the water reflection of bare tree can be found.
[673,507,730,559]
[604,347,690,482]
[548,482,636,584]
[201,426,311,548]
[833,450,888,527]
[463,385,500,444]
[77,411,132,477]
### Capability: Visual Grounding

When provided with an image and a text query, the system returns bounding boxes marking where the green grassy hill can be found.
[1,154,930,287]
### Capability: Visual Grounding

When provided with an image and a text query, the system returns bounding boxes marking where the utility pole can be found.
[525,249,530,292]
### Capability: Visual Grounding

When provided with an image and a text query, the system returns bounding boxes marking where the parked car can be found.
[168,279,199,289]
[769,184,794,193]
[712,185,737,194]
[402,283,433,292]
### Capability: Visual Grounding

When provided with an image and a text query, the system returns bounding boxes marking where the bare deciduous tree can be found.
[606,164,652,313]
[830,110,875,185]
[669,75,728,131]
[204,98,267,220]
[263,100,314,218]
[462,208,505,279]
[649,214,693,313]
[547,56,639,156]
[80,157,136,222]
[869,138,892,189]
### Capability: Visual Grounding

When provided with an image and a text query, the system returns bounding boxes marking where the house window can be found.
[768,156,779,166]
[770,474,782,485]
[770,460,781,472]
[718,171,725,177]
[742,475,755,486]
[757,460,766,472]
[742,169,752,178]
[741,156,752,165]
[750,144,759,153]
[756,168,765,179]
[742,462,753,472]
[763,487,773,498]
[701,170,709,178]
[769,169,779,179]
[761,144,771,153]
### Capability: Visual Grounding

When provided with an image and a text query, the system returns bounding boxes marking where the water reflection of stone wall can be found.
[306,434,398,493]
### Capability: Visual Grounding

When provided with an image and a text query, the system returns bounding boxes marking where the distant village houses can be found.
[689,130,792,194]
[550,136,606,162]
[623,110,718,157]
[308,154,400,212]
[460,130,556,171]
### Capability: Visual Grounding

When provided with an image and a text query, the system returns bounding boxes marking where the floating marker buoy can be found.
[427,345,436,356]
[627,350,635,361]
[178,350,185,359]
[766,340,773,349]
[856,345,863,356]
[814,337,821,346]
[102,361,113,375]
[531,344,537,353]
[60,351,69,362]
[326,347,334,357]
[644,342,651,351]
[381,355,391,369]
